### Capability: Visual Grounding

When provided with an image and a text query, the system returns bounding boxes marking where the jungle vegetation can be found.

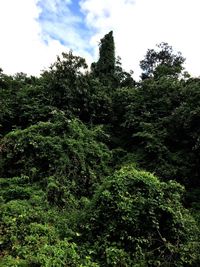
[0,31,199,266]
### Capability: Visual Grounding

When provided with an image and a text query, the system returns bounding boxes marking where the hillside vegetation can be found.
[0,32,199,266]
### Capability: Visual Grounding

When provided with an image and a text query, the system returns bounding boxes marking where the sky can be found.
[0,0,200,79]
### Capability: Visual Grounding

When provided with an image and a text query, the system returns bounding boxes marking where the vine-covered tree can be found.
[0,32,200,267]
[91,31,115,85]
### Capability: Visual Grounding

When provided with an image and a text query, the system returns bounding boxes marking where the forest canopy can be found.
[0,31,200,266]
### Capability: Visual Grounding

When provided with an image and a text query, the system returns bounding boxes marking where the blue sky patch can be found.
[37,0,93,53]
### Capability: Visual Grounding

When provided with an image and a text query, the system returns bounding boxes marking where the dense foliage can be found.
[80,165,198,266]
[0,32,199,266]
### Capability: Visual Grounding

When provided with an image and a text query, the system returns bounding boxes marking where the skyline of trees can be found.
[0,32,200,266]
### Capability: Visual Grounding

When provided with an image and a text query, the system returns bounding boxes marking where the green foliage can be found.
[91,32,135,88]
[91,31,115,85]
[0,114,111,196]
[0,75,19,135]
[80,165,199,266]
[114,56,135,88]
[16,84,53,127]
[113,76,200,190]
[0,32,200,266]
[140,42,185,79]
[0,199,99,266]
[87,80,113,124]
[41,51,88,111]
[167,78,200,187]
[0,71,43,135]
[0,176,34,202]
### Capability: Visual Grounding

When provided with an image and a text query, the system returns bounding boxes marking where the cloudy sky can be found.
[0,0,200,79]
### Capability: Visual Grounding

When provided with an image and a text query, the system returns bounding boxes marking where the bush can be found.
[81,165,199,266]
[0,114,111,197]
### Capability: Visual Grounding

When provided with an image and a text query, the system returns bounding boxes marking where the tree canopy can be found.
[0,32,200,266]
[140,42,185,79]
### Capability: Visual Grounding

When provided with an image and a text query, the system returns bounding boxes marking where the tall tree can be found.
[91,31,115,85]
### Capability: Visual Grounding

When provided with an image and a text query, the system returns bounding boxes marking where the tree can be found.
[42,51,88,109]
[140,42,185,79]
[91,31,115,85]
[91,31,135,88]
[114,56,135,88]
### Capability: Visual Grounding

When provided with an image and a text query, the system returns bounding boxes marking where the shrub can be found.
[81,165,199,266]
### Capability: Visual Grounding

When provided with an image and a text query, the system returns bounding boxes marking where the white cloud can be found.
[0,0,200,79]
[37,0,92,57]
[0,0,68,75]
[80,0,200,79]
[0,0,93,76]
